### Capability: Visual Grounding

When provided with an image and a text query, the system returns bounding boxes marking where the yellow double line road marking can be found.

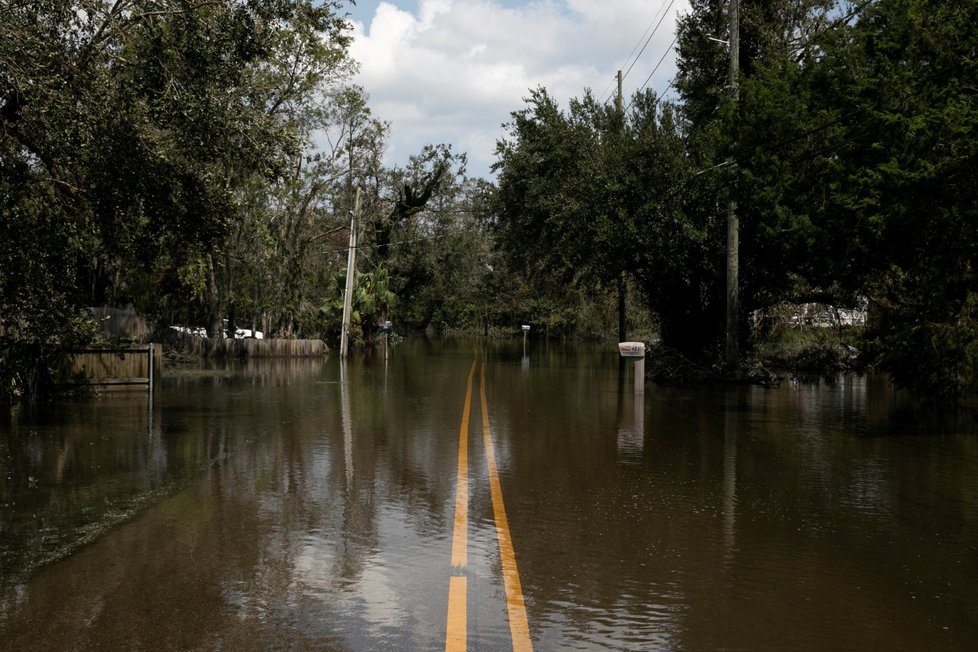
[446,361,475,650]
[451,361,475,568]
[480,362,533,651]
[446,357,532,652]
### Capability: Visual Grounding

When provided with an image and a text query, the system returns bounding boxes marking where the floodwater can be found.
[1,338,976,650]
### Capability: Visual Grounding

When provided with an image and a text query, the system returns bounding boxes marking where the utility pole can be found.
[616,69,623,113]
[725,0,740,369]
[340,186,361,359]
[616,70,628,343]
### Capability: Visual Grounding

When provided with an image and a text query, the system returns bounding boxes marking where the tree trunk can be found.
[617,274,627,342]
[205,254,223,338]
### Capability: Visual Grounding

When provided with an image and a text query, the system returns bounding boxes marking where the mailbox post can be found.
[618,341,646,395]
[381,320,392,361]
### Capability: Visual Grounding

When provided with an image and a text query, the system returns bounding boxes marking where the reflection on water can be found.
[0,394,172,587]
[722,393,738,563]
[1,339,978,650]
[615,378,644,464]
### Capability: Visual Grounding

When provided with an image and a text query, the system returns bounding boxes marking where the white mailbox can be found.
[618,342,646,358]
[619,341,646,395]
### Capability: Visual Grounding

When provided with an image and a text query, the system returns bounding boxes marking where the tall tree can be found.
[493,88,698,344]
[0,0,353,399]
[815,0,978,398]
[492,89,623,337]
[667,0,854,360]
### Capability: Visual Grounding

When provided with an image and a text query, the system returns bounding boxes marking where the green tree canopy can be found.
[1,0,352,399]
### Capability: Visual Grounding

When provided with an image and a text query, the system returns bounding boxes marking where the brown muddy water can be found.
[1,338,976,650]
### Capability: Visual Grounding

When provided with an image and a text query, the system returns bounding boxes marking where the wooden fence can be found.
[66,345,162,391]
[195,338,326,358]
[162,330,327,358]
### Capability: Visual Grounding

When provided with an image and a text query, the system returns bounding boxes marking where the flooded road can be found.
[2,338,977,650]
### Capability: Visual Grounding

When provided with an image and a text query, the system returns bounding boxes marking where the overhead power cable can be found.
[627,33,680,111]
[602,0,677,105]
[621,0,677,84]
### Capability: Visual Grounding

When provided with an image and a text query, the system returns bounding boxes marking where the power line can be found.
[602,0,677,105]
[794,0,876,54]
[627,34,679,111]
[600,2,666,102]
[657,1,874,108]
[622,2,672,71]
[621,0,677,84]
[659,76,677,100]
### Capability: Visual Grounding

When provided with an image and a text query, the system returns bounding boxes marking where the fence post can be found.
[148,343,154,394]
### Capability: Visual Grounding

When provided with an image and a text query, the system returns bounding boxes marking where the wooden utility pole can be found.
[616,70,623,113]
[340,187,361,359]
[725,0,740,369]
[616,70,628,343]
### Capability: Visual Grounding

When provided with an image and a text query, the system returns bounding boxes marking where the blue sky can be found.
[343,0,689,179]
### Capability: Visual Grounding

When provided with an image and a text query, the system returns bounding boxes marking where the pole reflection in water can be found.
[616,360,645,462]
[722,391,738,562]
[340,360,353,492]
[616,390,645,462]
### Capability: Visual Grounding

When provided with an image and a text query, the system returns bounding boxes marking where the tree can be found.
[671,0,851,361]
[493,87,713,347]
[333,143,473,334]
[0,0,353,400]
[679,0,978,396]
[623,93,720,358]
[385,176,494,332]
[813,0,978,397]
[491,88,627,338]
[218,84,383,340]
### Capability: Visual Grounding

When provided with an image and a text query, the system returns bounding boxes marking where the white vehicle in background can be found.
[169,325,207,337]
[224,319,264,339]
[169,323,264,339]
[231,327,264,339]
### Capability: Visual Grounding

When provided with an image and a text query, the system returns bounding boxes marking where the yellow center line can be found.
[446,575,467,652]
[446,359,476,652]
[451,360,475,568]
[480,361,533,652]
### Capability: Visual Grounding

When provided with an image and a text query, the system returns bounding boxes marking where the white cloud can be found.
[348,0,689,179]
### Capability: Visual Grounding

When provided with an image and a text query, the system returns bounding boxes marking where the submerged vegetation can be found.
[2,0,976,401]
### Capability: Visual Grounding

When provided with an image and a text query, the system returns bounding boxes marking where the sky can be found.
[344,0,691,179]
